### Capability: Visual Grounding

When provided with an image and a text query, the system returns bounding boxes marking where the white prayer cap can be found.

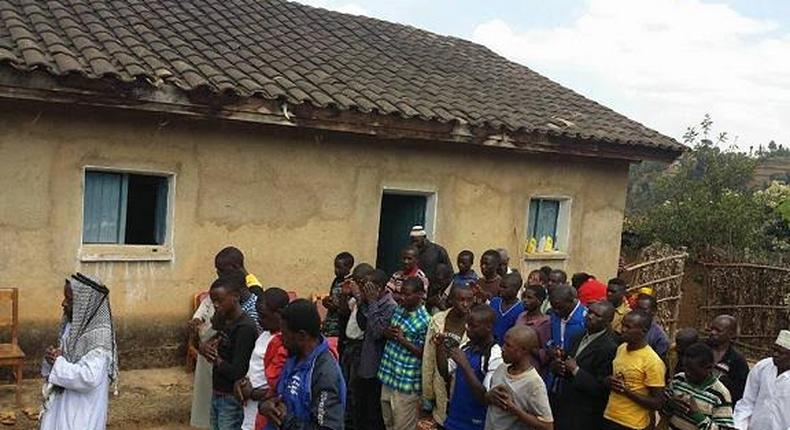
[776,330,790,350]
[410,225,427,237]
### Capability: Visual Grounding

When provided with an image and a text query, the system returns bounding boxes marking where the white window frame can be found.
[78,166,176,262]
[524,195,571,260]
[378,185,438,240]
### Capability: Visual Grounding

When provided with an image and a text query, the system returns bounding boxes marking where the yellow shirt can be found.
[245,273,262,288]
[604,344,666,429]
[611,301,630,333]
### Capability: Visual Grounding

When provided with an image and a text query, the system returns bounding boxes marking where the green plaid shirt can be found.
[378,305,431,394]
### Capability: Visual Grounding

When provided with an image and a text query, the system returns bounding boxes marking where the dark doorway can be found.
[376,193,427,276]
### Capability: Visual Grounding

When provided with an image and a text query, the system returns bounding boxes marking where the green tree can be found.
[625,115,788,259]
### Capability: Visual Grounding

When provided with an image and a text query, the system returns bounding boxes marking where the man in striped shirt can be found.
[378,277,431,430]
[662,342,735,430]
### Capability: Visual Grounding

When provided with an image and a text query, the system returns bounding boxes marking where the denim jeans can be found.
[211,392,244,430]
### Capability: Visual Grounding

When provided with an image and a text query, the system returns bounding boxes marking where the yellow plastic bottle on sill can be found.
[543,236,554,253]
[526,237,537,254]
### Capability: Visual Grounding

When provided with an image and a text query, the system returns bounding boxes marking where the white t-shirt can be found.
[242,331,273,430]
[345,298,364,340]
[484,365,553,430]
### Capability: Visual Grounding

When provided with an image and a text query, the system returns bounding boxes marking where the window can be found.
[526,197,569,254]
[82,171,170,245]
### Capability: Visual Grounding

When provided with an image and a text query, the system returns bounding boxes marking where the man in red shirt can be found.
[571,273,607,306]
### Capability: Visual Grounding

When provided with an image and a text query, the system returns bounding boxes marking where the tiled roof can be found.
[0,0,683,152]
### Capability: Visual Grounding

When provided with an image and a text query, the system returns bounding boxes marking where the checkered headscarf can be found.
[62,273,118,388]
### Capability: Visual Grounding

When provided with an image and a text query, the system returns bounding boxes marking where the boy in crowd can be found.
[260,299,345,430]
[215,246,264,296]
[202,273,258,429]
[490,272,526,345]
[438,304,503,430]
[635,294,670,359]
[663,342,735,430]
[340,263,375,430]
[423,283,473,426]
[484,325,553,430]
[233,287,290,430]
[426,263,454,314]
[378,277,432,430]
[604,310,666,430]
[387,246,430,303]
[547,269,567,292]
[607,278,630,334]
[515,283,551,376]
[321,252,355,339]
[571,272,608,306]
[453,250,479,288]
[474,249,502,303]
[672,328,699,376]
[355,269,397,430]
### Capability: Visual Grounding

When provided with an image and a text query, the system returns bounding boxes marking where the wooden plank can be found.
[622,253,688,272]
[701,262,790,272]
[629,273,684,290]
[698,305,789,310]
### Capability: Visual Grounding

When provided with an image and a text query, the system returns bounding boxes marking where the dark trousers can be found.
[341,339,363,430]
[354,377,385,430]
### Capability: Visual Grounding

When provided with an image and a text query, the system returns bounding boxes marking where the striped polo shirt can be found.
[664,372,735,430]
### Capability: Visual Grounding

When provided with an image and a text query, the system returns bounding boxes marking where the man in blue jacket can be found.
[261,299,346,430]
[545,284,586,392]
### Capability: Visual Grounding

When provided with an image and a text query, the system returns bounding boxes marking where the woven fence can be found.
[621,242,688,343]
[699,261,790,359]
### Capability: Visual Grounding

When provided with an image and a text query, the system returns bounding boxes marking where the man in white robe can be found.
[733,329,790,430]
[40,273,118,430]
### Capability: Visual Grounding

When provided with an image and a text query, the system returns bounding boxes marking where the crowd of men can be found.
[37,226,790,430]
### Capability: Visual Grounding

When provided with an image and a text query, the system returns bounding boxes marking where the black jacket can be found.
[552,329,620,430]
[418,240,452,279]
[715,345,749,403]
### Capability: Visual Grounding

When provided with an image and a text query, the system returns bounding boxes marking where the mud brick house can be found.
[0,0,683,367]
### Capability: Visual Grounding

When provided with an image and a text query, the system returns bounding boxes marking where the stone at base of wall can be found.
[16,317,187,377]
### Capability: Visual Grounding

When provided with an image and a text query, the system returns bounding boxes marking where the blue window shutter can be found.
[154,178,169,245]
[536,200,560,243]
[528,199,539,238]
[83,171,125,243]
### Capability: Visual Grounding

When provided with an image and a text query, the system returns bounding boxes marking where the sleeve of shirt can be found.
[729,353,750,402]
[193,296,212,321]
[708,389,735,430]
[733,362,760,429]
[525,375,554,422]
[655,331,670,357]
[645,353,667,388]
[570,343,616,398]
[422,318,439,400]
[365,301,394,341]
[439,247,453,272]
[215,324,258,384]
[48,349,110,393]
[311,355,344,430]
[264,336,288,391]
[483,345,504,390]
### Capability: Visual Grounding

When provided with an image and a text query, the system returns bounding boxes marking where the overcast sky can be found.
[296,0,789,151]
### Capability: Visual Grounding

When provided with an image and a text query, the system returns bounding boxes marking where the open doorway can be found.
[375,191,434,276]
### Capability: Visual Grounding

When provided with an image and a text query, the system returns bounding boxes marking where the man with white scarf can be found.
[40,273,118,430]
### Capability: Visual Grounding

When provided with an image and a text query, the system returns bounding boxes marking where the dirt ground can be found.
[0,365,439,430]
[0,367,193,429]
